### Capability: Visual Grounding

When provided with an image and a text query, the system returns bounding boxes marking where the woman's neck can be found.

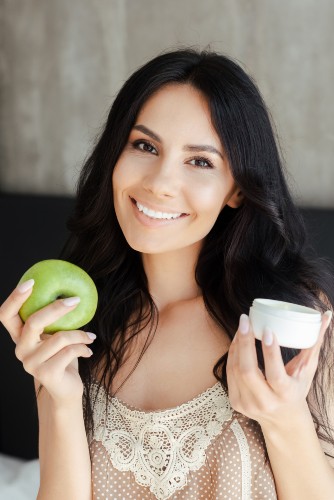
[141,243,202,312]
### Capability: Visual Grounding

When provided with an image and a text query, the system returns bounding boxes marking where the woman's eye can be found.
[189,157,214,169]
[132,140,157,154]
[131,141,213,169]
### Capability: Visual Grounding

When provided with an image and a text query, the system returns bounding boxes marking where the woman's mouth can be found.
[130,197,189,221]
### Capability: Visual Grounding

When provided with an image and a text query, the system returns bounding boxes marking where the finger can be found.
[286,310,333,382]
[39,343,93,380]
[227,333,237,366]
[21,297,81,349]
[24,297,80,340]
[0,280,35,342]
[226,340,241,408]
[229,317,270,415]
[19,330,96,371]
[294,310,333,368]
[261,328,289,392]
[236,314,259,376]
[226,336,236,370]
[312,310,332,356]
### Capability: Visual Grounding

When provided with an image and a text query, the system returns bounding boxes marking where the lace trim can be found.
[230,420,251,500]
[90,381,233,500]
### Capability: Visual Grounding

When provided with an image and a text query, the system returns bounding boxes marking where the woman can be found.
[1,47,333,499]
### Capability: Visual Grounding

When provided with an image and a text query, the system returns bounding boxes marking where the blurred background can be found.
[1,0,334,204]
[0,0,333,497]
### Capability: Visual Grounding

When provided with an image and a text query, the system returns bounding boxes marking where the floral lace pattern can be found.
[90,382,234,499]
[230,419,251,499]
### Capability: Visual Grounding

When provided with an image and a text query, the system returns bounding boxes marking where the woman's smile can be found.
[130,196,190,228]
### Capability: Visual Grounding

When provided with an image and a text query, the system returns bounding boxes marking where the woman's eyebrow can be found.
[133,124,224,161]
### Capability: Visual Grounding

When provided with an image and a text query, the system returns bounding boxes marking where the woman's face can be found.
[112,83,242,255]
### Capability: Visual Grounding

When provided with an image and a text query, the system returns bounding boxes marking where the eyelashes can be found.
[130,139,215,169]
[132,140,156,154]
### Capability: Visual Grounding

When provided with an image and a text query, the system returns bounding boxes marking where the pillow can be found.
[0,453,39,500]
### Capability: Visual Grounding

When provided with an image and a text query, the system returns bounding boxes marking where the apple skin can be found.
[18,259,98,333]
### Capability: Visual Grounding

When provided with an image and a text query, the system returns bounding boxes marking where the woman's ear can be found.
[227,189,244,209]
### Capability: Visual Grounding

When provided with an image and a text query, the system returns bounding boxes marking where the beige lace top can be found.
[86,381,277,499]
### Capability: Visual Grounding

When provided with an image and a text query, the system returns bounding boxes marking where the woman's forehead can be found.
[133,84,222,150]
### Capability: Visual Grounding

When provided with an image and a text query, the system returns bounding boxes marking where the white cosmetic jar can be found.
[249,299,322,348]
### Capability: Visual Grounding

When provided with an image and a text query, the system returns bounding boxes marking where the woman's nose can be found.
[142,162,180,198]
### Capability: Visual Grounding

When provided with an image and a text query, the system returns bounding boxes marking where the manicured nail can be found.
[263,327,273,346]
[239,314,249,334]
[62,297,80,307]
[86,332,96,340]
[87,348,93,355]
[17,279,34,293]
[324,310,333,323]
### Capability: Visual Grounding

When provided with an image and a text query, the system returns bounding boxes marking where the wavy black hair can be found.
[59,46,334,455]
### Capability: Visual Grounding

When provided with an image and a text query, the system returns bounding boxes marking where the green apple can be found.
[18,259,98,333]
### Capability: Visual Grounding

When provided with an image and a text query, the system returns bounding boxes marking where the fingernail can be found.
[17,279,34,293]
[324,310,333,323]
[87,348,93,355]
[239,314,249,334]
[263,327,273,346]
[86,332,96,340]
[62,297,80,307]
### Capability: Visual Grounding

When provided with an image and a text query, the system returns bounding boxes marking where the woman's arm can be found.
[227,312,334,500]
[0,282,95,500]
[37,382,92,500]
[261,402,334,499]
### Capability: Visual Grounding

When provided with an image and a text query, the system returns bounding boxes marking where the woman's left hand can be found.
[226,311,332,429]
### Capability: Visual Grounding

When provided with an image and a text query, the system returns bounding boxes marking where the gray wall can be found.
[1,0,333,206]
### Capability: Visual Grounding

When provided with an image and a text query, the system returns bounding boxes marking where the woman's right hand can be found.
[0,279,96,406]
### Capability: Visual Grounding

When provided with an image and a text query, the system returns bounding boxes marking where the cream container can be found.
[249,298,322,348]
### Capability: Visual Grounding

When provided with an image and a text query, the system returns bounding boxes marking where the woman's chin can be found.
[125,238,203,257]
[125,238,170,254]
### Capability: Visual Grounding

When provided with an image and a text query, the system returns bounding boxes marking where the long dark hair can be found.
[60,47,334,455]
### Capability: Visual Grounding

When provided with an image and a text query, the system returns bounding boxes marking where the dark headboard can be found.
[0,193,333,460]
[0,193,73,459]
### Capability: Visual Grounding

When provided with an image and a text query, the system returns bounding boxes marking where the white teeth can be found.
[136,201,182,219]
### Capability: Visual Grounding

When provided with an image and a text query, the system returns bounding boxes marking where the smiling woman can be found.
[1,47,334,500]
[112,83,242,256]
